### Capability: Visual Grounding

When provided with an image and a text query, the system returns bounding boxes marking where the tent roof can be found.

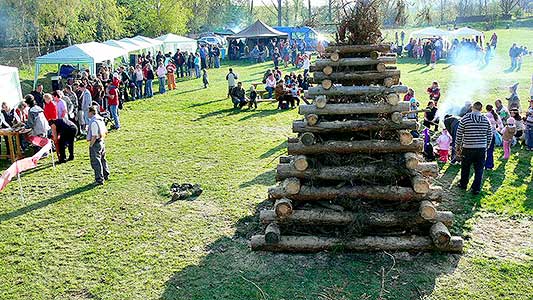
[104,39,139,52]
[156,33,196,43]
[132,35,164,46]
[410,27,450,39]
[118,38,153,51]
[214,29,235,36]
[35,42,128,64]
[229,20,288,39]
[0,65,19,75]
[452,27,483,37]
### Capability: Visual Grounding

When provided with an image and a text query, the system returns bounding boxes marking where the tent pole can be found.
[33,63,40,89]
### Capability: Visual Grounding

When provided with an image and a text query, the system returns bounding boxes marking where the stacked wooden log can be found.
[250,43,463,253]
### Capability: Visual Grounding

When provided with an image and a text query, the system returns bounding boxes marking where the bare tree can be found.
[500,0,520,15]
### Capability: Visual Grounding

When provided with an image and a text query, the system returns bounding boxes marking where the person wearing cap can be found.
[455,101,493,195]
[87,106,109,185]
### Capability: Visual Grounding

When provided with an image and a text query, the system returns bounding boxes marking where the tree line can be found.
[0,0,531,49]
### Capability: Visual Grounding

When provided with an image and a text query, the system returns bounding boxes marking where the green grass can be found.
[1,28,532,300]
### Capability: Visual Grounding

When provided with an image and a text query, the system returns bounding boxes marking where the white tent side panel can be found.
[0,66,23,108]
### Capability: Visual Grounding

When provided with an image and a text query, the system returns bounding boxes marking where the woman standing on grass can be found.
[194,53,201,79]
[145,64,155,98]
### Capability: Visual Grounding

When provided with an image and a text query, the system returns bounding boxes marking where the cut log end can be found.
[314,95,327,109]
[391,111,403,124]
[305,114,319,126]
[399,130,414,145]
[323,65,333,76]
[264,223,280,244]
[404,152,420,169]
[384,77,394,88]
[282,178,301,195]
[419,200,437,220]
[376,62,386,72]
[299,132,316,146]
[274,198,293,218]
[386,93,400,105]
[430,222,452,247]
[330,52,340,62]
[292,155,309,171]
[411,175,430,194]
[321,79,333,90]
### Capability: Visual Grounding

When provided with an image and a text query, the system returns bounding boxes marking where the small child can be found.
[502,117,516,159]
[202,69,209,88]
[290,84,300,108]
[436,128,452,163]
[430,50,437,69]
[248,85,257,109]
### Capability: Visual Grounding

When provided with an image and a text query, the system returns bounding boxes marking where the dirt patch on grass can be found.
[466,213,532,262]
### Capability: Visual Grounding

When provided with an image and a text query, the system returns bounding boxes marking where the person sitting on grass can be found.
[230,82,247,109]
[289,84,300,108]
[427,81,441,106]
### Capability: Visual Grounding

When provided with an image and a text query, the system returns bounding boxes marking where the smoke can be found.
[438,47,493,119]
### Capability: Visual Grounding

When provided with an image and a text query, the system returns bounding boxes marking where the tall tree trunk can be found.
[328,0,332,22]
[250,0,254,14]
[308,0,311,18]
[278,0,282,26]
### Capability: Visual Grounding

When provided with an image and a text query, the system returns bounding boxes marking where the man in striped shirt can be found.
[455,101,493,195]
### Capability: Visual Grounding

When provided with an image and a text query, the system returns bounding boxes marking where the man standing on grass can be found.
[226,68,238,98]
[87,106,109,185]
[455,101,493,195]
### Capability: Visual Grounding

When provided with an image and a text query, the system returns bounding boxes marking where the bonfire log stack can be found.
[250,43,463,253]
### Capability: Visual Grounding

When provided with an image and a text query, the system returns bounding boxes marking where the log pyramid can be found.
[250,43,464,253]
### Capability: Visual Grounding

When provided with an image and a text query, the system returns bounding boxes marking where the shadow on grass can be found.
[193,107,241,121]
[238,108,286,122]
[408,65,427,73]
[160,196,462,300]
[259,140,287,160]
[0,183,95,223]
[188,98,226,108]
[239,169,276,189]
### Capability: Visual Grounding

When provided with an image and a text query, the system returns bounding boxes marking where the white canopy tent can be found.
[118,38,154,52]
[103,39,140,53]
[410,27,450,39]
[156,33,197,53]
[451,27,485,45]
[33,42,127,88]
[131,36,164,52]
[0,65,23,109]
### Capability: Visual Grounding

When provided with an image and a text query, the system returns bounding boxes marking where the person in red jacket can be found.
[43,93,58,121]
[106,80,120,130]
[427,81,441,106]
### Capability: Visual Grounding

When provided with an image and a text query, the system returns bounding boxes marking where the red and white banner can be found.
[0,136,52,192]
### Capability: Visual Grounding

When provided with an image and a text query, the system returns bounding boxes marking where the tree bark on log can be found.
[274,198,293,218]
[268,184,440,202]
[250,235,464,253]
[313,57,397,69]
[264,223,280,244]
[306,85,408,97]
[260,209,453,227]
[415,162,439,178]
[293,119,418,133]
[325,44,391,54]
[287,139,423,155]
[430,222,452,247]
[279,156,292,164]
[299,102,410,115]
[276,163,407,181]
[313,70,400,82]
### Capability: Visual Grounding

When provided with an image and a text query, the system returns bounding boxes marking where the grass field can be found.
[0,28,532,300]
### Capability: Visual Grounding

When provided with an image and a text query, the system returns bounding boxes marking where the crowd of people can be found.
[228,38,311,65]
[402,76,533,195]
[226,66,312,110]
